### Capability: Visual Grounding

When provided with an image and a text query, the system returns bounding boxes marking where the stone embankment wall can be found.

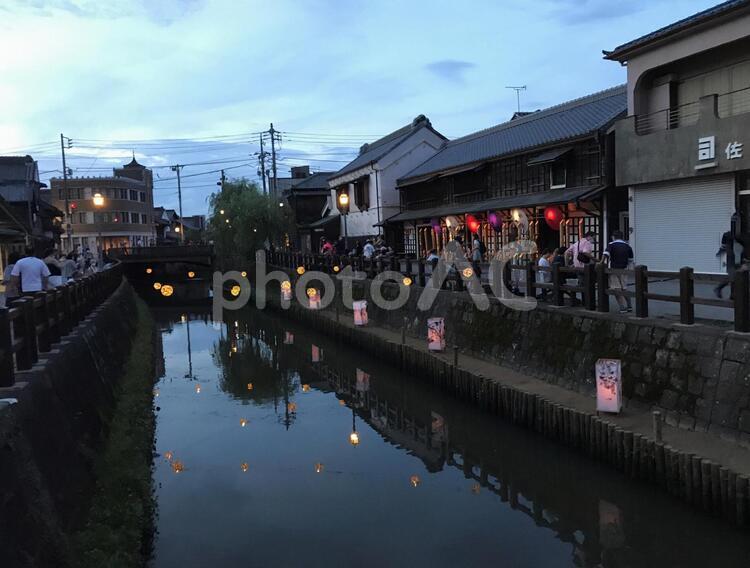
[0,282,141,567]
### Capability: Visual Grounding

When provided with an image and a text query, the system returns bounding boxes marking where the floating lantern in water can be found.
[462,267,474,278]
[302,384,311,392]
[230,285,242,297]
[471,483,481,494]
[410,475,421,487]
[247,383,254,391]
[296,266,305,275]
[195,384,201,394]
[333,265,340,273]
[349,431,360,446]
[153,282,162,290]
[402,276,413,287]
[427,317,445,352]
[241,271,248,278]
[307,288,321,309]
[353,300,368,326]
[240,462,249,473]
[164,451,173,462]
[172,460,184,474]
[315,462,324,473]
[339,399,345,406]
[240,418,248,427]
[220,209,225,215]
[146,267,153,274]
[160,284,174,297]
[288,402,297,413]
[188,270,196,278]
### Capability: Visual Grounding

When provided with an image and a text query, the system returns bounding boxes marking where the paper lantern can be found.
[333,265,340,273]
[462,267,474,278]
[240,418,248,427]
[596,358,622,413]
[302,384,311,392]
[230,285,241,297]
[544,207,563,231]
[311,344,321,363]
[146,267,153,274]
[241,271,247,278]
[160,285,174,297]
[308,289,321,310]
[349,432,360,446]
[410,475,421,487]
[445,215,460,228]
[427,317,445,352]
[240,462,249,473]
[187,271,195,278]
[466,214,481,234]
[430,218,442,234]
[353,300,368,326]
[284,332,294,344]
[288,402,297,413]
[153,282,162,290]
[402,276,413,287]
[247,383,253,391]
[296,266,305,275]
[488,212,502,232]
[172,460,184,474]
[195,384,201,394]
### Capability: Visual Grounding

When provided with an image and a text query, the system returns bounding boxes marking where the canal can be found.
[149,304,750,568]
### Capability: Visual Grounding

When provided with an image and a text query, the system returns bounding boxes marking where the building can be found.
[326,115,446,244]
[604,0,750,272]
[389,87,628,258]
[283,167,336,251]
[50,157,156,252]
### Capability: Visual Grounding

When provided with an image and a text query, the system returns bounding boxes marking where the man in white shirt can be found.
[10,248,50,294]
[362,240,375,259]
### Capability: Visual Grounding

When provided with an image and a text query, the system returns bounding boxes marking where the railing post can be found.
[583,263,596,311]
[417,260,426,287]
[0,308,13,387]
[48,290,61,344]
[552,263,564,306]
[734,269,750,332]
[679,266,695,325]
[11,298,36,369]
[36,294,51,353]
[634,265,649,318]
[596,263,608,312]
[526,263,535,299]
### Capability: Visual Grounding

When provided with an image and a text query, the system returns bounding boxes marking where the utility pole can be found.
[171,164,185,244]
[258,133,267,195]
[505,85,527,113]
[220,169,226,190]
[269,123,278,198]
[60,133,73,251]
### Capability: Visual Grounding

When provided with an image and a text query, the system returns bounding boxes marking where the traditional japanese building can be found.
[388,87,627,258]
[605,0,750,272]
[284,170,336,251]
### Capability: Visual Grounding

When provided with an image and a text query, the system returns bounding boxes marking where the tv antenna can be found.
[506,85,527,113]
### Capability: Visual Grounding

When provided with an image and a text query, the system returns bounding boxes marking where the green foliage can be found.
[72,299,156,568]
[207,178,293,264]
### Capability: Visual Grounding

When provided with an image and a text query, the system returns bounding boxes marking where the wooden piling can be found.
[711,462,722,516]
[737,475,748,526]
[654,443,666,488]
[701,460,712,513]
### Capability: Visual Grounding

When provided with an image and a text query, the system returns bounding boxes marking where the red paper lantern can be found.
[466,214,481,234]
[544,207,562,230]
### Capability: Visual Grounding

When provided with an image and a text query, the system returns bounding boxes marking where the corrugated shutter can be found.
[633,175,734,273]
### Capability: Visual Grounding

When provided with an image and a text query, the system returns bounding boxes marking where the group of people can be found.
[1,246,103,307]
[319,236,395,260]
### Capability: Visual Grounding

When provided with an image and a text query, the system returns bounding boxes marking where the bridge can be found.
[109,245,215,267]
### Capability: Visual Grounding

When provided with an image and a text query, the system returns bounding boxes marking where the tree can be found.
[207,178,292,265]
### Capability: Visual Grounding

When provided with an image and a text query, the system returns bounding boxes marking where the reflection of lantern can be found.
[466,214,481,234]
[240,462,249,473]
[544,207,563,231]
[308,289,321,310]
[164,451,173,461]
[349,432,360,446]
[402,276,413,287]
[195,384,201,394]
[471,483,481,494]
[288,402,297,413]
[296,266,305,275]
[281,280,292,290]
[240,418,248,427]
[188,271,196,278]
[488,212,502,232]
[462,267,474,278]
[306,287,316,297]
[247,383,253,391]
[146,267,153,274]
[302,384,311,392]
[153,282,162,290]
[427,317,445,352]
[153,388,160,397]
[172,460,184,474]
[339,399,345,406]
[410,475,421,487]
[160,284,174,297]
[315,463,324,473]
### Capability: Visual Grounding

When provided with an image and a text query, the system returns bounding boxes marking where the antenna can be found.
[505,85,527,113]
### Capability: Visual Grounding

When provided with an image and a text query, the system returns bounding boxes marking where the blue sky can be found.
[0,0,719,215]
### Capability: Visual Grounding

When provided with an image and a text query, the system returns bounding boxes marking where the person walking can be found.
[10,247,50,295]
[471,233,485,279]
[601,230,633,313]
[536,249,553,300]
[362,240,375,259]
[565,231,595,305]
[715,230,745,298]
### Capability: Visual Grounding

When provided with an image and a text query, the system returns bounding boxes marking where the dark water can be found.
[150,306,750,568]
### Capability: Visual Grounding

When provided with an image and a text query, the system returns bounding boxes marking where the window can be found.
[78,212,87,224]
[130,189,139,201]
[141,213,148,224]
[354,178,370,210]
[550,162,567,188]
[120,188,128,199]
[139,191,146,203]
[121,212,130,223]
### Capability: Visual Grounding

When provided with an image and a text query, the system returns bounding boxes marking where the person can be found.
[426,249,440,270]
[61,253,78,282]
[10,247,50,295]
[536,249,553,300]
[2,252,21,307]
[565,231,596,305]
[320,238,334,255]
[601,230,633,313]
[43,249,64,287]
[362,239,375,259]
[471,233,484,278]
[715,230,745,298]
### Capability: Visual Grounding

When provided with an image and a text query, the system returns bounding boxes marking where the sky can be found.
[0,0,721,216]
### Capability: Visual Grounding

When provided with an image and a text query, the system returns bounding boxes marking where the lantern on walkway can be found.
[307,288,321,309]
[427,317,445,352]
[296,266,305,275]
[596,358,622,413]
[353,300,368,326]
[281,280,293,301]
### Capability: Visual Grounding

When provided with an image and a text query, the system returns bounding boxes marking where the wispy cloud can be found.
[425,59,476,83]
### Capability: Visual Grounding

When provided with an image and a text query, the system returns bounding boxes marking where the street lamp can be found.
[92,192,105,270]
[338,190,350,250]
[349,409,359,446]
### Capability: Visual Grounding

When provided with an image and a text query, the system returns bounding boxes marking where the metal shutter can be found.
[633,175,735,273]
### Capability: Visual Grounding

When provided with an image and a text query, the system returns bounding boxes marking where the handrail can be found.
[0,261,124,387]
[265,250,748,331]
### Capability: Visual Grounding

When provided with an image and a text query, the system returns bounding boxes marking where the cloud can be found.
[425,60,476,83]
[543,0,648,24]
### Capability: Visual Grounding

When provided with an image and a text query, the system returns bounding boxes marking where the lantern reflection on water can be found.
[349,432,360,446]
[195,384,201,394]
[240,418,248,427]
[338,399,345,406]
[247,383,254,391]
[164,451,173,461]
[153,388,160,397]
[240,462,249,473]
[471,483,481,494]
[302,384,311,392]
[462,267,474,278]
[315,463,324,473]
[410,475,421,487]
[172,460,184,474]
[287,402,297,413]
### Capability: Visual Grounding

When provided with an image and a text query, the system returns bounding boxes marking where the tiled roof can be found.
[604,0,750,61]
[399,86,626,184]
[290,171,335,191]
[330,115,445,181]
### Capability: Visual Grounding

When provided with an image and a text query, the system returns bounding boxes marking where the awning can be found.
[385,185,606,224]
[300,214,340,230]
[526,146,572,166]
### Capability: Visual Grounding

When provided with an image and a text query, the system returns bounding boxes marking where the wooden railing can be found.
[109,244,214,260]
[266,251,750,332]
[0,262,124,387]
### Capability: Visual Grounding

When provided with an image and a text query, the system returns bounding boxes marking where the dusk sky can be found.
[0,0,719,216]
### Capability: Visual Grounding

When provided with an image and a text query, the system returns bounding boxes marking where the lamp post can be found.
[338,190,350,250]
[349,408,359,447]
[92,192,105,270]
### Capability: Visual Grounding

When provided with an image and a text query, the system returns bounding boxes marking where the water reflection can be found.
[150,306,750,568]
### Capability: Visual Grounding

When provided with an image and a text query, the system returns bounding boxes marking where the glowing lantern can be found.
[315,463,324,473]
[225,218,229,224]
[307,288,321,310]
[231,345,238,353]
[296,266,305,275]
[195,384,201,394]
[511,209,522,223]
[220,209,225,215]
[410,475,421,487]
[544,207,563,231]
[471,483,481,494]
[240,418,248,427]
[302,384,311,392]
[160,284,174,297]
[146,267,153,274]
[172,460,184,474]
[349,432,360,446]
[230,285,242,297]
[466,214,481,234]
[188,271,195,278]
[311,345,321,362]
[306,287,317,297]
[247,383,254,391]
[240,462,249,473]
[596,358,622,413]
[339,399,345,406]
[353,300,368,326]
[281,280,292,290]
[153,388,160,397]
[402,276,413,287]
[288,402,297,413]
[488,211,502,232]
[181,314,187,323]
[445,215,460,229]
[427,317,445,352]
[333,265,340,273]
[164,451,173,461]
[153,282,162,290]
[462,267,474,278]
[241,271,247,278]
